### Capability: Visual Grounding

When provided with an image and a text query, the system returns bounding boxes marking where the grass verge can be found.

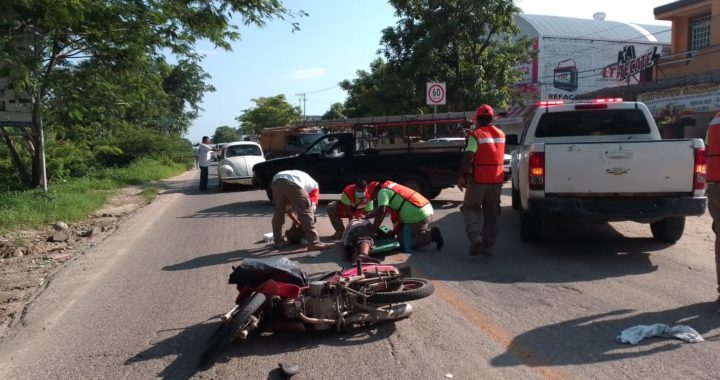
[0,158,187,234]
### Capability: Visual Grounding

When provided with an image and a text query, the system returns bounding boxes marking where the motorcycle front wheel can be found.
[367,277,434,304]
[198,292,266,366]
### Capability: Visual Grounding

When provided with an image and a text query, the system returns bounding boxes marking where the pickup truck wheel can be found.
[650,217,685,243]
[511,185,520,210]
[520,212,542,241]
[397,175,430,198]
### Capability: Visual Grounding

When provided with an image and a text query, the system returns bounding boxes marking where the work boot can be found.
[274,240,289,250]
[431,227,444,250]
[307,242,331,251]
[330,230,344,239]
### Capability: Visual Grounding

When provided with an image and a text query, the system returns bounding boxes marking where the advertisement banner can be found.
[638,83,720,118]
[537,38,666,101]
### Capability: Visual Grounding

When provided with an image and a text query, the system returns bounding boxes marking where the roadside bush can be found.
[46,140,96,180]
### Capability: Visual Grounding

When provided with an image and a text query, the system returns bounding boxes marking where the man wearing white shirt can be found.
[271,170,329,251]
[197,136,220,191]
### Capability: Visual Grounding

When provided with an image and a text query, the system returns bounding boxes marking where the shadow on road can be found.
[162,240,348,272]
[391,205,667,284]
[491,302,720,368]
[125,318,396,380]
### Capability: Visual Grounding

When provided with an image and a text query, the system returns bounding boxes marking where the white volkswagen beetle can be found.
[217,141,265,191]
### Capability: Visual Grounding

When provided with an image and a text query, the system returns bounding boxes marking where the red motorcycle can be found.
[199,256,433,365]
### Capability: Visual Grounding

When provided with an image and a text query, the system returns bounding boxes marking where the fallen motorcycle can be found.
[199,256,433,366]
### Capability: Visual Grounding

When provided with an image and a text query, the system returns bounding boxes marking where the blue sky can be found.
[187,0,672,143]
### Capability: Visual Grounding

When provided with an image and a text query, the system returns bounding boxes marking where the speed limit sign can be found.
[426,82,446,106]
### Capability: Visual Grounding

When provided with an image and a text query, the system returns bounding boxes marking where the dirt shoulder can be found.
[0,186,153,338]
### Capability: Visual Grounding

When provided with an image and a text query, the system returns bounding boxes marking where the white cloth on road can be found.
[616,323,705,345]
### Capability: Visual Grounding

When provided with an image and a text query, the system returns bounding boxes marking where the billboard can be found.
[638,83,720,118]
[536,38,666,101]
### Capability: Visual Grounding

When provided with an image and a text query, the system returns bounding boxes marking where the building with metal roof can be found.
[497,13,671,130]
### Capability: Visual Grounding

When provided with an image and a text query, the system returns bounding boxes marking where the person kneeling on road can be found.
[327,179,378,239]
[271,170,329,252]
[369,180,443,251]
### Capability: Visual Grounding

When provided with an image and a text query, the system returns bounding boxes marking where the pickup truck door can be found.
[295,135,353,192]
[544,140,696,194]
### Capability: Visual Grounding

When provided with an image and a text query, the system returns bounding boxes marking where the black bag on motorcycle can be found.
[228,257,308,287]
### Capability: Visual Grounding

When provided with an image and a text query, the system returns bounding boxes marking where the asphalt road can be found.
[1,167,719,380]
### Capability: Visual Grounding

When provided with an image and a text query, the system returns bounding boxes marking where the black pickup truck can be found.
[252,132,465,199]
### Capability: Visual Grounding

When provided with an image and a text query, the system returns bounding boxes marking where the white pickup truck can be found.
[510,99,707,242]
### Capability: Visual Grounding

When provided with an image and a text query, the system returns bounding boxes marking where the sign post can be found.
[427,82,446,137]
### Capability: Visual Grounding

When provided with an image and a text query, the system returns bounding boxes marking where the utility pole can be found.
[294,92,306,119]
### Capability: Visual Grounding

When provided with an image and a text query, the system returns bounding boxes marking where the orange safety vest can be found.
[470,126,505,184]
[342,184,371,210]
[380,181,430,210]
[707,112,720,183]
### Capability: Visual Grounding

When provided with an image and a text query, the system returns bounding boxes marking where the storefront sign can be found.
[638,83,720,117]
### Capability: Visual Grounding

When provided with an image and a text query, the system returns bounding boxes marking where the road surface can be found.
[1,167,719,379]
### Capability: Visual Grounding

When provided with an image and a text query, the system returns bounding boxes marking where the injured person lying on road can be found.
[341,218,375,262]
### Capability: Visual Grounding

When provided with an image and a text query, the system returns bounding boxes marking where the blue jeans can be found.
[199,166,209,190]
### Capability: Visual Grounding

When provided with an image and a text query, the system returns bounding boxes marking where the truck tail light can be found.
[536,100,564,107]
[529,152,545,190]
[592,98,623,103]
[694,147,706,190]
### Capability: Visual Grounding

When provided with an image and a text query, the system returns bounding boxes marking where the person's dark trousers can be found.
[199,166,209,190]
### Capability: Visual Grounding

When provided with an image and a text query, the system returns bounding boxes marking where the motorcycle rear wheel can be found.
[367,277,434,304]
[198,292,266,366]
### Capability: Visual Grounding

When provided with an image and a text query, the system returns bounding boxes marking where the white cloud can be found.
[285,67,326,80]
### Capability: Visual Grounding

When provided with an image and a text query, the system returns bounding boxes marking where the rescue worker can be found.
[705,112,720,310]
[368,180,443,250]
[457,104,506,256]
[270,170,329,251]
[327,179,378,239]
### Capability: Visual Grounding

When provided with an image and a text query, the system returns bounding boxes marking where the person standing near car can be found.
[456,104,506,256]
[368,180,443,251]
[327,179,378,239]
[197,136,221,191]
[271,170,329,251]
[705,112,720,311]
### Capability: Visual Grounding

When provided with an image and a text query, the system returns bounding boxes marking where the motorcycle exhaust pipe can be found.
[298,312,337,325]
[345,303,414,324]
[385,303,413,320]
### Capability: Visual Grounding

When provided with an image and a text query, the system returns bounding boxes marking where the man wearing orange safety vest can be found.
[369,181,444,250]
[705,111,720,310]
[327,179,378,239]
[457,104,506,256]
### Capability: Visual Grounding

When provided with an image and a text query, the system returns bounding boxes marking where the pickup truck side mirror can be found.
[506,134,519,146]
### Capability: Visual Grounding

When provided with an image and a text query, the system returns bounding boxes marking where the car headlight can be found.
[219,165,235,176]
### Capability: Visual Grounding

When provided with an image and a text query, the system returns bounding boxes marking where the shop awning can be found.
[495,105,535,126]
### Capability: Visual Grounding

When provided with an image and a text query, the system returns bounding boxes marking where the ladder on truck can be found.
[293,111,476,129]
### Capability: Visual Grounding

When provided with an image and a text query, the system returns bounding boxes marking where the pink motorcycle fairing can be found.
[250,279,304,299]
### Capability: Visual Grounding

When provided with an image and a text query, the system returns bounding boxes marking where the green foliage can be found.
[340,58,418,117]
[0,0,305,188]
[0,158,186,233]
[321,102,347,120]
[141,186,160,202]
[213,126,240,143]
[236,94,303,134]
[342,0,530,115]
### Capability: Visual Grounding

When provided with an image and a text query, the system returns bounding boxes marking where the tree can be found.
[340,58,417,117]
[321,102,346,120]
[236,94,302,134]
[0,0,304,188]
[212,126,240,143]
[342,0,529,115]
